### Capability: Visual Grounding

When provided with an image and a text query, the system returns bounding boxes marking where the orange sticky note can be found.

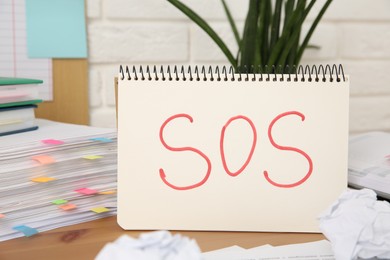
[91,207,110,214]
[98,190,116,195]
[59,204,76,211]
[75,188,98,195]
[31,176,56,183]
[41,139,64,145]
[0,214,5,218]
[32,155,55,165]
[82,155,103,160]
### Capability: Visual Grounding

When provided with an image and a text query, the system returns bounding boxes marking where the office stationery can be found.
[0,77,42,105]
[0,0,53,100]
[0,119,117,242]
[117,64,350,232]
[348,131,390,199]
[25,0,88,58]
[0,105,38,136]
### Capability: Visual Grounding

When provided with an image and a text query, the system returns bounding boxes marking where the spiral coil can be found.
[119,64,346,82]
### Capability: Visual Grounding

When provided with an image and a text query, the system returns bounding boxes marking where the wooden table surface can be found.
[0,216,325,260]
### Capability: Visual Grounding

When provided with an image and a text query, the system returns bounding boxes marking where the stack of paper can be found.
[348,131,390,200]
[0,119,117,241]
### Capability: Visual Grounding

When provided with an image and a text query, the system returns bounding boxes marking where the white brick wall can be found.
[86,0,390,133]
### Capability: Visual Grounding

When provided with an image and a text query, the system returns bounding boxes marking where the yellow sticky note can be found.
[98,190,116,195]
[91,207,110,214]
[31,176,56,183]
[59,204,76,211]
[32,155,55,165]
[82,155,103,160]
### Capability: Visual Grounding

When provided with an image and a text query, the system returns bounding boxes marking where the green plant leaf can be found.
[284,0,296,28]
[167,0,237,68]
[264,0,272,64]
[277,0,317,67]
[266,0,306,67]
[270,0,283,51]
[221,0,241,47]
[295,0,333,64]
[239,0,259,71]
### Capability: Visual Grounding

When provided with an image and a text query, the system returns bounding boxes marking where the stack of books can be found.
[0,119,117,241]
[0,77,43,136]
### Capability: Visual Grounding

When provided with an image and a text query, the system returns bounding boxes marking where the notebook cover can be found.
[0,77,43,86]
[0,126,39,137]
[0,104,37,112]
[0,100,42,108]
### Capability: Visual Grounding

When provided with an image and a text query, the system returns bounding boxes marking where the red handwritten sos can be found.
[159,111,313,190]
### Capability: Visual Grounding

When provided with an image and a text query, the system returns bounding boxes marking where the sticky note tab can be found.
[99,190,116,195]
[75,188,98,195]
[59,204,76,211]
[0,214,5,218]
[32,155,55,165]
[90,137,113,143]
[41,139,64,145]
[52,199,68,205]
[31,176,56,183]
[91,207,110,214]
[13,225,39,237]
[82,155,103,160]
[385,155,390,159]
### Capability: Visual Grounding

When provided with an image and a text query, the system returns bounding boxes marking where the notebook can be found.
[0,77,43,105]
[117,64,350,232]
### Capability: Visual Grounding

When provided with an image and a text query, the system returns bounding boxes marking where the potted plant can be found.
[168,0,333,73]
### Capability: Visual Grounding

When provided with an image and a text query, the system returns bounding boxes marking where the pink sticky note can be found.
[41,139,64,145]
[0,214,5,218]
[385,155,390,159]
[32,155,55,165]
[75,188,98,195]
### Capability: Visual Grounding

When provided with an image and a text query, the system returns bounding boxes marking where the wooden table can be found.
[0,216,325,260]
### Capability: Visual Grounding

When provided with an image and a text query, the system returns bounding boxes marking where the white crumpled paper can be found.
[319,188,390,260]
[95,230,202,260]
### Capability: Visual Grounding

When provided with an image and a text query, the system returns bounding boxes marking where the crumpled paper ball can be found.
[319,189,390,260]
[95,230,202,260]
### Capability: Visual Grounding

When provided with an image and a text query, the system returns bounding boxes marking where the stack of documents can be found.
[348,131,390,200]
[0,119,117,241]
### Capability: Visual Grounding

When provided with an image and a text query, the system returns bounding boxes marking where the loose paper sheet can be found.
[118,73,349,232]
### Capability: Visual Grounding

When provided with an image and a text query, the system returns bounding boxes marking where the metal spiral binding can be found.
[119,64,346,82]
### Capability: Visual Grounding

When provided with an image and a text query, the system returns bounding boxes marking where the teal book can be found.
[0,77,43,105]
[0,77,43,86]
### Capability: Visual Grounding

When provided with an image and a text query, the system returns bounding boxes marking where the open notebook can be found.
[117,65,350,233]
